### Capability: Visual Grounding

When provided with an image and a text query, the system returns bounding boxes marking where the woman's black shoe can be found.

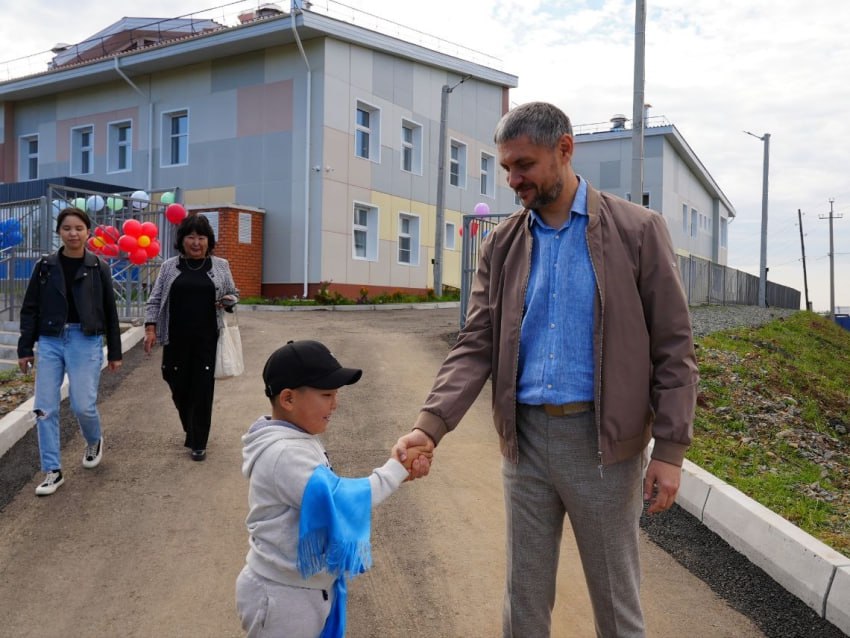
[191,449,206,461]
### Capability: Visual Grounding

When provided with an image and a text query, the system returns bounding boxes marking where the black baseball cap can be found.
[263,340,362,397]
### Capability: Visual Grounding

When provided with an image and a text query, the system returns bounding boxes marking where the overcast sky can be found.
[1,0,847,312]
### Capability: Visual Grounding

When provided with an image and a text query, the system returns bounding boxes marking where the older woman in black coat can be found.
[143,214,239,461]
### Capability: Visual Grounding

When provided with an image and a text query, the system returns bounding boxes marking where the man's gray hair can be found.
[493,102,573,147]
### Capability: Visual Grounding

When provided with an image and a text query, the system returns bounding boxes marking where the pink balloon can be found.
[165,204,187,225]
[122,219,142,237]
[474,202,490,216]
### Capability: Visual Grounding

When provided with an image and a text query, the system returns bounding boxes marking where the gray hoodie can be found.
[241,416,408,589]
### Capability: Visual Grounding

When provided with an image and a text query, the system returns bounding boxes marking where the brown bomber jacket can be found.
[414,183,698,468]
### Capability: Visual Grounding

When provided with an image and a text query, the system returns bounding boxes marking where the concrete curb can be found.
[677,459,850,633]
[0,305,846,634]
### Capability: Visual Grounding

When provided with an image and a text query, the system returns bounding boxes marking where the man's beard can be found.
[526,176,563,210]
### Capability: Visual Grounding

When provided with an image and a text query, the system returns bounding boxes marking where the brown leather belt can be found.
[542,401,594,417]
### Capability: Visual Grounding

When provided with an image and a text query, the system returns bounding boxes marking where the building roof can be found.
[574,118,736,218]
[0,10,517,101]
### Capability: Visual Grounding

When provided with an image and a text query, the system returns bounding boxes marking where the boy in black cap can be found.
[235,340,429,638]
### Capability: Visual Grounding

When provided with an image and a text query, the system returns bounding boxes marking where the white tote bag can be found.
[215,311,244,379]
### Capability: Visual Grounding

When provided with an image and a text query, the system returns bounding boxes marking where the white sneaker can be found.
[83,437,103,469]
[35,470,64,496]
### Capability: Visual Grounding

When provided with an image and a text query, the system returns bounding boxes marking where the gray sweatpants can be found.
[235,565,333,638]
[502,405,646,638]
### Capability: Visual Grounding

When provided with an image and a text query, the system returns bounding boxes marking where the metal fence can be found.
[0,185,179,322]
[459,213,801,328]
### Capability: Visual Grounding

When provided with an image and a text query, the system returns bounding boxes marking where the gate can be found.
[0,185,181,322]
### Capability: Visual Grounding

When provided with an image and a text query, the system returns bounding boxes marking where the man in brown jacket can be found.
[395,102,698,637]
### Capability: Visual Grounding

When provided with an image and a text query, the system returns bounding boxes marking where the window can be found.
[355,102,380,161]
[71,125,94,175]
[162,110,188,166]
[445,222,456,250]
[108,120,132,172]
[720,218,728,248]
[401,120,422,174]
[353,203,378,261]
[398,213,420,265]
[480,152,495,197]
[449,140,467,188]
[690,208,698,238]
[20,135,38,180]
[626,191,650,207]
[682,204,688,234]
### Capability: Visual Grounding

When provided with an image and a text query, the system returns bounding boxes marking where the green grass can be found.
[691,311,850,555]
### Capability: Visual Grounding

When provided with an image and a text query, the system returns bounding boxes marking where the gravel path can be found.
[642,304,846,638]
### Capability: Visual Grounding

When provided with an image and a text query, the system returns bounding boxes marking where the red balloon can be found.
[145,239,161,258]
[129,248,148,265]
[471,220,479,236]
[165,204,187,225]
[117,235,138,253]
[86,237,100,252]
[95,225,119,243]
[140,221,158,239]
[123,219,142,237]
[101,244,120,258]
[458,227,463,236]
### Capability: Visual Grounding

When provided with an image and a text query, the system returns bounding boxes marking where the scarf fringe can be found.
[298,528,373,579]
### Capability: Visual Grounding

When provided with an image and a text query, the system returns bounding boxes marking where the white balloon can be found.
[130,190,150,210]
[51,199,67,214]
[86,195,105,212]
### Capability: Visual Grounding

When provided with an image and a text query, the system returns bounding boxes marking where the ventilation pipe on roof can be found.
[291,0,312,298]
[610,114,627,130]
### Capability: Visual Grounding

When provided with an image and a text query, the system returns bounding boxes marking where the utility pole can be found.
[744,130,770,307]
[819,199,843,318]
[798,209,811,311]
[630,0,646,204]
[434,75,469,297]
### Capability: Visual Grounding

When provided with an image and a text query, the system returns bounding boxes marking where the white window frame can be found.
[397,212,420,265]
[690,208,698,238]
[449,139,467,188]
[354,101,380,162]
[480,152,495,198]
[352,202,378,261]
[70,125,94,175]
[445,222,456,251]
[20,134,38,180]
[107,119,133,173]
[401,119,422,174]
[162,109,189,167]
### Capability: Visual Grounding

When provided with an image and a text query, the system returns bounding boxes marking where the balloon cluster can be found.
[0,219,24,250]
[87,225,120,258]
[117,219,161,265]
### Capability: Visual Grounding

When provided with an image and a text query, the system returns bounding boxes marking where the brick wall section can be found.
[188,206,264,298]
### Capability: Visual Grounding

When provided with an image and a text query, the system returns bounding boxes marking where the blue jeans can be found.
[34,324,104,471]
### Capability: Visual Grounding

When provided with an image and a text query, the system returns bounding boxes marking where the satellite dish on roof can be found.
[51,43,71,53]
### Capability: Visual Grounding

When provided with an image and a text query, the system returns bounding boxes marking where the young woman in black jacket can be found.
[18,207,123,496]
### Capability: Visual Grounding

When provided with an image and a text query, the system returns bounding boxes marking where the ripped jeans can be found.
[33,325,104,471]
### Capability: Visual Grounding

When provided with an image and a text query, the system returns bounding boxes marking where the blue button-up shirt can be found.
[516,177,596,405]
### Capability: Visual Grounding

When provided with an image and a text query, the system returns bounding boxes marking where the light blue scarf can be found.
[297,464,373,638]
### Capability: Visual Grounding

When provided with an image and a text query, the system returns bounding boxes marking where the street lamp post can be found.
[745,130,770,308]
[434,75,469,297]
